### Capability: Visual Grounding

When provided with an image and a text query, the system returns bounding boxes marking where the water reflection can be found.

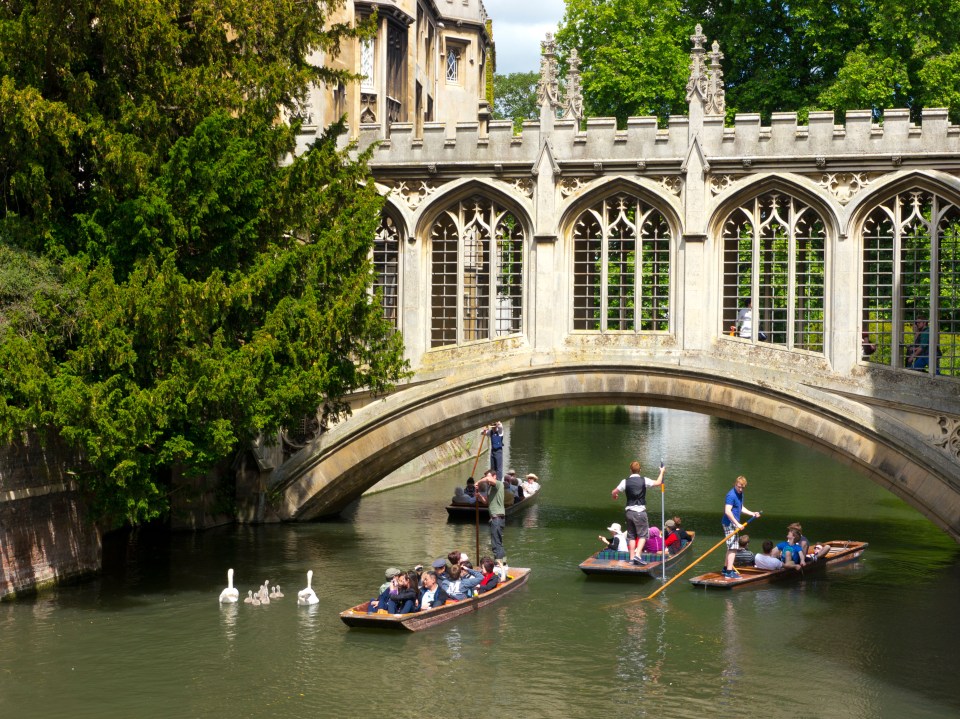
[2,408,960,719]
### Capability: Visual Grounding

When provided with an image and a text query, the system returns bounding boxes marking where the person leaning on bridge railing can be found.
[906,319,941,374]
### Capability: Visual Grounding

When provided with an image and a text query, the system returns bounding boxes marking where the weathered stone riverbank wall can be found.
[0,434,101,600]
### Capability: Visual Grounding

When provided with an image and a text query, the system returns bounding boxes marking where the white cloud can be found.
[483,0,565,75]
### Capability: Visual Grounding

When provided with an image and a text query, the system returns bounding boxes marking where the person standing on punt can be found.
[611,460,665,566]
[722,475,760,579]
[476,469,507,561]
[482,421,505,481]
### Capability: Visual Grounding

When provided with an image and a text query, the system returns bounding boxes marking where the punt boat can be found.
[579,534,696,577]
[340,567,531,631]
[688,540,868,589]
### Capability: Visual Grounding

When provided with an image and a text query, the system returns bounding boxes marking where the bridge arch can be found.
[273,361,960,542]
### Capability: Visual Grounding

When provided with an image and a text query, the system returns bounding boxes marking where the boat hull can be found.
[688,540,868,589]
[445,489,539,521]
[579,537,696,577]
[340,567,531,631]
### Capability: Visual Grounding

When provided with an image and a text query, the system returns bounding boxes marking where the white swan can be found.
[259,581,270,605]
[251,592,261,607]
[275,585,284,599]
[218,568,240,604]
[269,586,279,599]
[244,590,254,604]
[297,570,319,606]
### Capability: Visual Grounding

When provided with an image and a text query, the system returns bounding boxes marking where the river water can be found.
[2,408,959,719]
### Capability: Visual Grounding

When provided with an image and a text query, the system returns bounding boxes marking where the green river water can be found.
[2,407,959,719]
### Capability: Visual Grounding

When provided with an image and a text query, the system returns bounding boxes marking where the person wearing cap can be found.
[611,460,666,565]
[599,522,627,551]
[476,468,507,560]
[378,567,401,595]
[431,557,449,583]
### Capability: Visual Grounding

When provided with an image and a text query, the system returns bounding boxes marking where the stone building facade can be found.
[296,0,494,143]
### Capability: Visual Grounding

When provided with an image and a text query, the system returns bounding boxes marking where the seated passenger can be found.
[385,571,419,614]
[464,477,477,499]
[379,567,401,595]
[599,522,627,551]
[440,563,483,601]
[509,474,525,500]
[522,473,541,495]
[451,486,475,505]
[367,570,402,613]
[663,517,692,553]
[476,556,500,593]
[787,522,810,555]
[645,526,664,553]
[776,528,805,567]
[733,534,755,567]
[754,540,786,570]
[419,570,449,609]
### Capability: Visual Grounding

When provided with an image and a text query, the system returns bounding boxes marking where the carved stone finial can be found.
[562,48,584,123]
[691,24,707,50]
[706,40,726,115]
[687,24,725,115]
[686,24,709,104]
[537,32,562,112]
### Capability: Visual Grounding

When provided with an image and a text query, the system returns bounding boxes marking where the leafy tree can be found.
[0,1,407,524]
[555,0,690,125]
[492,71,540,132]
[559,0,960,122]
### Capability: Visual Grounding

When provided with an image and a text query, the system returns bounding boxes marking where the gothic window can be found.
[721,193,826,352]
[445,45,461,83]
[861,190,958,376]
[361,38,375,90]
[373,213,402,329]
[429,195,524,348]
[571,194,670,332]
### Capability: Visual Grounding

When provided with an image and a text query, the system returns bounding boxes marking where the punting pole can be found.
[609,514,761,608]
[471,430,487,564]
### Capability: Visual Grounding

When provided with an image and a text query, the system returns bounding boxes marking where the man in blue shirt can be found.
[482,421,505,481]
[721,475,760,578]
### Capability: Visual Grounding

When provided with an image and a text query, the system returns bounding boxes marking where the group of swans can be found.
[218,568,317,606]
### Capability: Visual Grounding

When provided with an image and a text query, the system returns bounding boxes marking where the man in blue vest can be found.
[482,421,505,481]
[611,460,666,565]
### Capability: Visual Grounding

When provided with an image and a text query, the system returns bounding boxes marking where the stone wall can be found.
[0,434,101,600]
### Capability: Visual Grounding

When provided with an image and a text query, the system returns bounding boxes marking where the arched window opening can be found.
[571,194,670,332]
[373,213,401,329]
[862,190,958,376]
[429,195,524,348]
[721,193,826,352]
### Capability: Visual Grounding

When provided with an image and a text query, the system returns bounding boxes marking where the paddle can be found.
[610,513,761,608]
[471,430,487,563]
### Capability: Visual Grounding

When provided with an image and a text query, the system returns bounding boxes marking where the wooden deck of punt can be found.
[688,540,868,589]
[339,568,531,631]
[444,488,539,520]
[579,535,697,577]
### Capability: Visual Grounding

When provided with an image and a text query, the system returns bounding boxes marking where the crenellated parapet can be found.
[357,107,960,178]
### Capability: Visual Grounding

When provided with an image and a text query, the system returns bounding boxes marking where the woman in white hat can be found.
[599,522,628,551]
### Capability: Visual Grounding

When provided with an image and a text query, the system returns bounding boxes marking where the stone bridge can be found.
[266,30,960,540]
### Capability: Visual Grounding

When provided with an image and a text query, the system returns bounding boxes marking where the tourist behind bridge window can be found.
[731,299,767,341]
[906,319,941,373]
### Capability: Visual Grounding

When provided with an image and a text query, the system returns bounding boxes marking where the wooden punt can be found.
[579,535,697,577]
[444,488,540,520]
[339,567,531,631]
[688,540,868,589]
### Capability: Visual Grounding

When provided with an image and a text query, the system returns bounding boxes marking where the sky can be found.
[482,0,566,75]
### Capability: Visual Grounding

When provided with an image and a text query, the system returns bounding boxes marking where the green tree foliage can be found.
[559,0,960,122]
[492,71,540,132]
[556,0,689,125]
[0,1,407,524]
